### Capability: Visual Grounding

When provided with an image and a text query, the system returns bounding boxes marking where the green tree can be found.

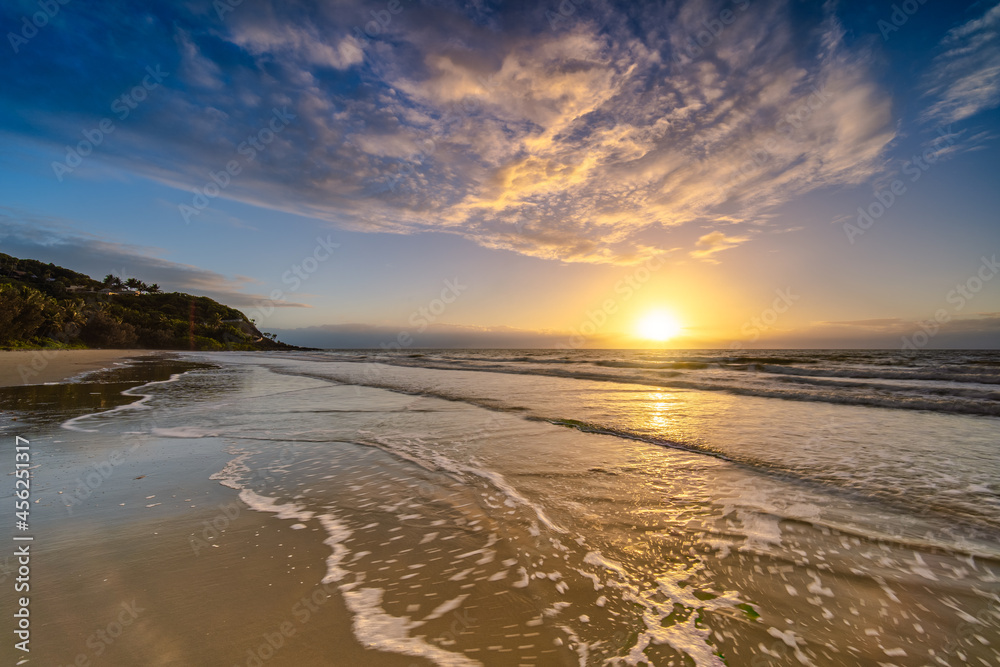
[102,274,124,289]
[79,310,138,348]
[0,284,49,344]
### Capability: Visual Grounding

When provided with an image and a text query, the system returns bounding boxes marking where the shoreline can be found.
[7,350,1000,665]
[6,356,425,666]
[0,349,164,387]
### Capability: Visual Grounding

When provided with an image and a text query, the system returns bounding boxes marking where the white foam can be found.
[208,428,467,666]
[319,513,353,583]
[449,568,475,582]
[422,594,470,621]
[209,451,251,490]
[583,551,628,580]
[238,489,315,522]
[61,372,187,432]
[624,614,725,667]
[581,554,748,667]
[356,432,566,534]
[556,625,590,667]
[341,587,482,667]
[455,465,566,534]
[735,509,783,552]
[151,426,218,438]
[574,569,605,590]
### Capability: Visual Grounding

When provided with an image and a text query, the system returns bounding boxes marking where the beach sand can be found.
[27,433,418,666]
[5,352,999,665]
[0,349,159,387]
[1,356,423,666]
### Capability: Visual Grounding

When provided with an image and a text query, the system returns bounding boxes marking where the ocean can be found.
[34,349,1000,665]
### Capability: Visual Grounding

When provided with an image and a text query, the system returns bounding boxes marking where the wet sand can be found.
[0,349,159,387]
[0,357,421,666]
[6,353,1000,665]
[29,436,419,666]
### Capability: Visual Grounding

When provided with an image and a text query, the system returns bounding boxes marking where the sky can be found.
[1,0,998,348]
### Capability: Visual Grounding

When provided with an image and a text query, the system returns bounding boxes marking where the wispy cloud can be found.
[275,324,576,350]
[815,318,906,330]
[690,231,749,262]
[0,0,898,265]
[272,322,588,349]
[0,213,310,308]
[227,19,364,70]
[812,313,1000,340]
[921,2,1000,126]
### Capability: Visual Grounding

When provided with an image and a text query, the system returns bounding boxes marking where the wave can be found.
[771,373,1000,399]
[751,363,1000,384]
[314,355,1000,417]
[543,417,1000,537]
[594,360,708,370]
[61,371,188,432]
[261,362,1000,540]
[209,449,482,667]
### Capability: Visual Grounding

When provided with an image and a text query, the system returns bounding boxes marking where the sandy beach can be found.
[1,355,420,665]
[0,349,160,387]
[2,350,998,665]
[26,429,416,666]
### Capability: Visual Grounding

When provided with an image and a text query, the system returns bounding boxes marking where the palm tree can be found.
[148,284,161,293]
[61,298,86,328]
[124,277,142,292]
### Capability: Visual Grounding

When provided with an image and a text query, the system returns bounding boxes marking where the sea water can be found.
[62,350,1000,665]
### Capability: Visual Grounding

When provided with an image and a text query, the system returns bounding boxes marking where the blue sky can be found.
[1,0,998,347]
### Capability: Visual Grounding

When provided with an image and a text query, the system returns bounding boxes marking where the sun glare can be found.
[636,311,682,342]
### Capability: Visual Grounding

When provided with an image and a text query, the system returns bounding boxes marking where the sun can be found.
[636,311,682,342]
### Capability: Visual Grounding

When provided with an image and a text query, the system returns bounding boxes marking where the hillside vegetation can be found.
[0,253,302,351]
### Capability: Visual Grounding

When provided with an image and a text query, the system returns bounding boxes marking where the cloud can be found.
[176,30,225,90]
[272,322,602,349]
[0,0,898,265]
[710,314,1000,349]
[285,313,1000,349]
[796,313,1000,348]
[690,231,748,261]
[0,213,311,309]
[921,2,1000,125]
[228,21,364,70]
[817,318,905,329]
